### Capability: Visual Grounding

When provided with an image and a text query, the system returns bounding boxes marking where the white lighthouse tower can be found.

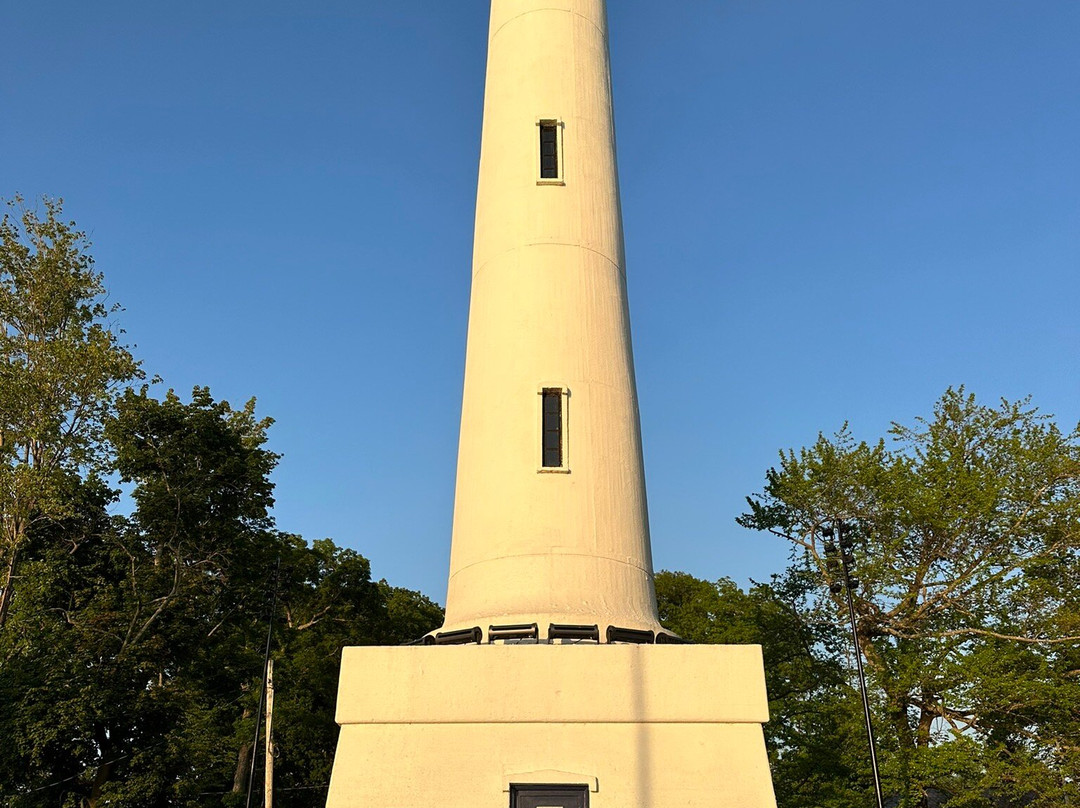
[325,1,777,806]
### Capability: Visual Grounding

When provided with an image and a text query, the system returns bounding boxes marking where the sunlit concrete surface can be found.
[442,0,661,636]
[326,2,777,806]
[328,645,776,808]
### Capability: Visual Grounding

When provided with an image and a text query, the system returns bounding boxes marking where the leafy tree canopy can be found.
[0,385,442,807]
[0,196,142,626]
[739,388,1080,808]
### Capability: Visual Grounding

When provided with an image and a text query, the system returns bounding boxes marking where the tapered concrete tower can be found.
[325,3,777,806]
[440,0,661,640]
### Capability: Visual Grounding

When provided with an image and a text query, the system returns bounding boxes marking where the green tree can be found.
[0,386,443,807]
[0,387,282,806]
[739,388,1080,807]
[106,386,284,806]
[267,541,443,806]
[0,196,141,626]
[0,200,444,805]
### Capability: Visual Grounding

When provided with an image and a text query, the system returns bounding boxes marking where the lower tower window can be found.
[536,118,565,185]
[539,386,569,471]
[540,123,558,178]
[542,389,562,467]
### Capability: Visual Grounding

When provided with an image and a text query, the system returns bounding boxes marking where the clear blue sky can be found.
[4,1,1078,603]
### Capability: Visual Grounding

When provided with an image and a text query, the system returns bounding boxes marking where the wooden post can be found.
[264,658,274,808]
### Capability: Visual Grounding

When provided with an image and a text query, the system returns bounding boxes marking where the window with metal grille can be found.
[539,122,559,179]
[541,388,563,468]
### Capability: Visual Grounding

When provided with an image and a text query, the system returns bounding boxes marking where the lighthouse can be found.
[325,1,777,805]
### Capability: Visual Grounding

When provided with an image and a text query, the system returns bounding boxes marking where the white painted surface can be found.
[327,645,777,808]
[334,645,769,724]
[443,0,661,637]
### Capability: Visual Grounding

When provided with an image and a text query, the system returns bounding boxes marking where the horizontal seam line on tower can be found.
[473,242,623,284]
[490,8,604,43]
[449,551,650,581]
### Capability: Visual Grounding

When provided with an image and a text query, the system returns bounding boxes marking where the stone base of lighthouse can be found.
[325,644,777,808]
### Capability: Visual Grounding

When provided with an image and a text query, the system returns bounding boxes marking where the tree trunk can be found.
[85,757,115,808]
[0,545,19,629]
[882,639,916,752]
[916,695,934,748]
[233,741,253,795]
[233,707,254,795]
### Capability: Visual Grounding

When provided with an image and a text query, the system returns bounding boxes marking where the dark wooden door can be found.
[510,785,588,808]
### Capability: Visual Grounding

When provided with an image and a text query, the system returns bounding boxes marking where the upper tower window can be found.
[537,119,565,185]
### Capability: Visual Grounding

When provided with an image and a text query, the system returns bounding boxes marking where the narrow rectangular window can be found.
[541,388,563,468]
[539,123,559,179]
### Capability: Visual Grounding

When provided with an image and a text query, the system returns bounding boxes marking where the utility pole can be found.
[246,556,280,808]
[824,521,885,808]
[264,658,274,808]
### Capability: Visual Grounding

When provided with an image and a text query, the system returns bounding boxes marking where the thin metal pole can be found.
[837,534,885,808]
[246,556,281,808]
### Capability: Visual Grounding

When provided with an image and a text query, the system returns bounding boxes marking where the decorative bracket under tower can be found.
[326,2,778,806]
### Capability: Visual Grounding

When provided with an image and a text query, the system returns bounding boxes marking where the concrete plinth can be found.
[326,644,777,808]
